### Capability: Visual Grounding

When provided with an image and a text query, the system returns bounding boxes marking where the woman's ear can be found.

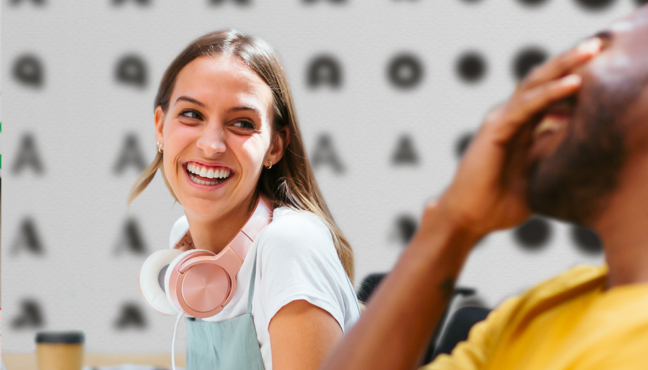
[154,106,165,148]
[269,126,290,165]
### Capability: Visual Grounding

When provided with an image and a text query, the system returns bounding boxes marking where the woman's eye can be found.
[233,120,255,130]
[180,110,201,120]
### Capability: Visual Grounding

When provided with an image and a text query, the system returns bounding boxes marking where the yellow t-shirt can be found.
[423,265,648,370]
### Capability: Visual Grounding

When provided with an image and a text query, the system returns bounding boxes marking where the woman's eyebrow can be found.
[174,97,261,116]
[175,96,206,107]
[228,106,261,116]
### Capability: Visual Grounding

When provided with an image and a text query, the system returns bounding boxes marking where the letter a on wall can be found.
[12,218,45,256]
[392,135,419,166]
[113,134,147,174]
[114,303,147,330]
[11,299,45,329]
[12,134,45,175]
[391,214,418,245]
[312,133,345,174]
[115,218,148,255]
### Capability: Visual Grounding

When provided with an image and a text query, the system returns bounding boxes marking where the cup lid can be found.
[36,331,85,344]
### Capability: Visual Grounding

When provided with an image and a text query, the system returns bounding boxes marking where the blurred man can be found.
[321,5,648,370]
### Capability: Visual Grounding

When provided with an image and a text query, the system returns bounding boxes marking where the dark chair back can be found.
[433,306,491,357]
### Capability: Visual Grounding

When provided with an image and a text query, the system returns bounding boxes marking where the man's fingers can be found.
[499,74,582,138]
[520,38,600,91]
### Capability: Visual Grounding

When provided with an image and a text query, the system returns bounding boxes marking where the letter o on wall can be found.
[388,53,424,89]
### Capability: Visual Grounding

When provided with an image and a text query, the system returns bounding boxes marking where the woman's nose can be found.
[196,124,227,157]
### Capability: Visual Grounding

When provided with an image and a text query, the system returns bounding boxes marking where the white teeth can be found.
[188,173,220,185]
[186,163,231,181]
[534,117,565,139]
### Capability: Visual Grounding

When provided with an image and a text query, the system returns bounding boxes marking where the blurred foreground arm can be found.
[319,38,601,370]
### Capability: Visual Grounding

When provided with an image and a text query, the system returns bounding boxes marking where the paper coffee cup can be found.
[35,331,84,370]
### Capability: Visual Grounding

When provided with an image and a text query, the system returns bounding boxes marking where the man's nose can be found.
[196,123,227,157]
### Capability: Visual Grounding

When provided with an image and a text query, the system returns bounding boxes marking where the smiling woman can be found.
[127,30,361,370]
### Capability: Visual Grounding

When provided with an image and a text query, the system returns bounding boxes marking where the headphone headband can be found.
[229,196,274,260]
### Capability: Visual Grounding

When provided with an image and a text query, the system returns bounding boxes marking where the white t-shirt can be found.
[169,206,361,370]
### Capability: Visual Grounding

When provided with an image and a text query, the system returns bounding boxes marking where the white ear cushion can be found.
[164,249,215,316]
[140,249,183,315]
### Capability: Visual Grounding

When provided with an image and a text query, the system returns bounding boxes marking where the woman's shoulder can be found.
[253,207,360,335]
[257,206,335,255]
[263,206,331,239]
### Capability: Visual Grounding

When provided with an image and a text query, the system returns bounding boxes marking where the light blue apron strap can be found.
[247,244,260,314]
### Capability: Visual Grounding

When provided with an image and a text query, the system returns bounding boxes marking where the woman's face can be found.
[155,55,284,220]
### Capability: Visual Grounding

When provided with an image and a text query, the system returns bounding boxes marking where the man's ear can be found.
[269,126,290,165]
[154,106,165,147]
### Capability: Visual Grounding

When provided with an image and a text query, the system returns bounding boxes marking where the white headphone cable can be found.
[171,311,184,370]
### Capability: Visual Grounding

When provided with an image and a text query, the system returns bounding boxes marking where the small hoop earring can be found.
[266,161,272,170]
[157,141,163,153]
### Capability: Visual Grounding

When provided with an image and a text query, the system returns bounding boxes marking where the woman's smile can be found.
[183,161,234,189]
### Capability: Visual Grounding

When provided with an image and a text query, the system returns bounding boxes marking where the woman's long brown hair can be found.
[128,29,354,283]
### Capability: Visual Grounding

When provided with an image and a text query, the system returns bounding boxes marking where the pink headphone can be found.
[139,196,273,318]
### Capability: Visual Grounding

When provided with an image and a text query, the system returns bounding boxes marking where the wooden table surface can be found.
[3,353,187,369]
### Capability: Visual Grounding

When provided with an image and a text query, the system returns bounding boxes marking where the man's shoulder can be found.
[487,265,608,323]
[507,265,607,309]
[525,264,607,297]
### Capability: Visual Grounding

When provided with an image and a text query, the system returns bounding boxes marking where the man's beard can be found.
[525,83,631,226]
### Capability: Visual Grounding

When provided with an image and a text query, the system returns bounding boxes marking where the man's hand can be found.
[438,37,602,240]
